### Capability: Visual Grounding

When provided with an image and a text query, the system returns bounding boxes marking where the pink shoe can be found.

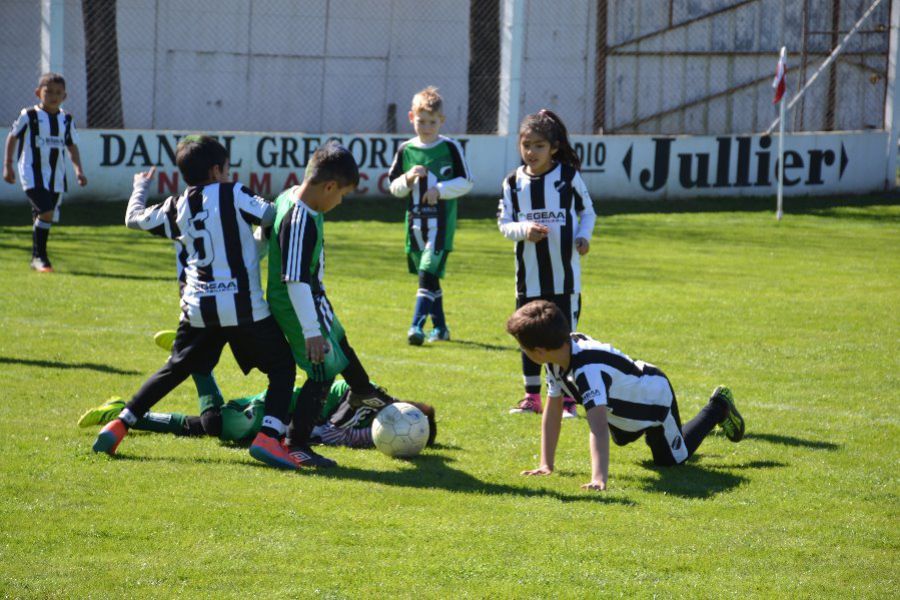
[509,394,542,414]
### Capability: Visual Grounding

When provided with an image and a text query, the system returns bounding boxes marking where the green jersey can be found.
[387,136,472,255]
[220,380,368,442]
[266,188,348,380]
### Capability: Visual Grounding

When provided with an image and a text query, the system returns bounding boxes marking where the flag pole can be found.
[776,46,786,221]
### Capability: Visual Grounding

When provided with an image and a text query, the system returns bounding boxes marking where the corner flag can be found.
[772,47,787,104]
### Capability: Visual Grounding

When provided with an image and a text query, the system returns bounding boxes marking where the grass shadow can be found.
[65,270,171,282]
[744,432,840,451]
[317,453,635,505]
[447,339,518,353]
[0,356,140,375]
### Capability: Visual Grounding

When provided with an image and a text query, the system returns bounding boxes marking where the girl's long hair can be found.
[518,109,581,171]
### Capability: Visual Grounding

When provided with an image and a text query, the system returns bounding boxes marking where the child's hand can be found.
[406,165,427,186]
[3,163,14,184]
[133,166,156,186]
[423,187,440,205]
[306,335,330,364]
[581,479,607,491]
[575,237,590,255]
[525,222,549,242]
[521,465,553,476]
[76,170,88,187]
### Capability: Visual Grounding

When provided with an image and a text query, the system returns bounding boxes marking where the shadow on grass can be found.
[0,356,140,375]
[744,432,840,451]
[630,456,786,499]
[447,338,517,352]
[64,270,171,282]
[317,454,635,505]
[632,460,750,499]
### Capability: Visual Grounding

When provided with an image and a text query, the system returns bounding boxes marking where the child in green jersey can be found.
[78,378,437,453]
[388,86,473,345]
[266,142,397,461]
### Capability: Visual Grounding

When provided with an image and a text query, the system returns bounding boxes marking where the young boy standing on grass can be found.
[506,300,745,491]
[92,136,300,470]
[388,86,472,345]
[3,72,87,272]
[266,142,397,465]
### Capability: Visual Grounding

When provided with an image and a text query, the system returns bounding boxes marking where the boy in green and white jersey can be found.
[265,142,396,458]
[388,86,472,345]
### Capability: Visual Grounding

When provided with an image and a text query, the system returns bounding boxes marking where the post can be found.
[498,0,525,168]
[41,0,65,75]
[884,0,900,190]
[777,47,786,221]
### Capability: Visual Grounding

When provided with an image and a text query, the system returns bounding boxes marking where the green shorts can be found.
[407,248,449,278]
[292,316,350,382]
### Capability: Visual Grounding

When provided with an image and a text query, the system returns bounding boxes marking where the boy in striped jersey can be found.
[3,73,87,272]
[266,142,397,461]
[506,300,744,491]
[92,136,300,470]
[388,87,472,345]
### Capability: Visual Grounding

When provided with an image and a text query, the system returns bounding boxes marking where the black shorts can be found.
[516,293,582,331]
[168,316,294,376]
[26,188,60,217]
[608,396,688,466]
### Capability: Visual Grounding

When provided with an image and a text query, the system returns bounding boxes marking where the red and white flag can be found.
[772,48,787,104]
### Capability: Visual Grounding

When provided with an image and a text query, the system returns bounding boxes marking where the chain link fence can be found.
[0,0,892,136]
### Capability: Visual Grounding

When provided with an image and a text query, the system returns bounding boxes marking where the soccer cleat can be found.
[427,327,451,343]
[348,386,396,410]
[407,325,425,346]
[249,432,300,470]
[30,257,53,273]
[78,397,126,428]
[509,395,542,415]
[711,386,744,442]
[562,399,578,419]
[153,330,177,353]
[92,419,128,455]
[289,445,337,468]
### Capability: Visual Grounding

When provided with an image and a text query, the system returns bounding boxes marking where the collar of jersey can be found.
[409,136,445,149]
[520,162,560,181]
[292,188,319,215]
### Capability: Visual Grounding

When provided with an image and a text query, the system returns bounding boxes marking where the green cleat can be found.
[77,397,126,428]
[153,330,177,352]
[712,386,744,442]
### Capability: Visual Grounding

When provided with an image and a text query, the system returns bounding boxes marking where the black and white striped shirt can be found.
[9,106,78,192]
[126,178,274,327]
[498,163,596,298]
[547,333,675,432]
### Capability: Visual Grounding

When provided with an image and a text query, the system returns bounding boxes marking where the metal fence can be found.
[0,0,892,136]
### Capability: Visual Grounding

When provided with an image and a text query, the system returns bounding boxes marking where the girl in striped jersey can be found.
[498,110,596,418]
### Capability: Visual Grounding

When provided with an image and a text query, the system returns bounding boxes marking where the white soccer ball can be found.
[372,402,429,457]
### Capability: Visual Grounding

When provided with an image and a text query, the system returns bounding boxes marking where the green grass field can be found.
[1,197,898,598]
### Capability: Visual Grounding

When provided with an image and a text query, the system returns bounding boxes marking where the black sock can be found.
[339,338,373,394]
[33,220,50,259]
[683,400,728,455]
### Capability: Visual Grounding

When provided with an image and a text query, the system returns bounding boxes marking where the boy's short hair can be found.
[506,300,571,350]
[38,72,66,89]
[305,141,359,188]
[176,135,228,185]
[411,86,443,114]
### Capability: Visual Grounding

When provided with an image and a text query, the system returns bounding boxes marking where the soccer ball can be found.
[372,402,430,457]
